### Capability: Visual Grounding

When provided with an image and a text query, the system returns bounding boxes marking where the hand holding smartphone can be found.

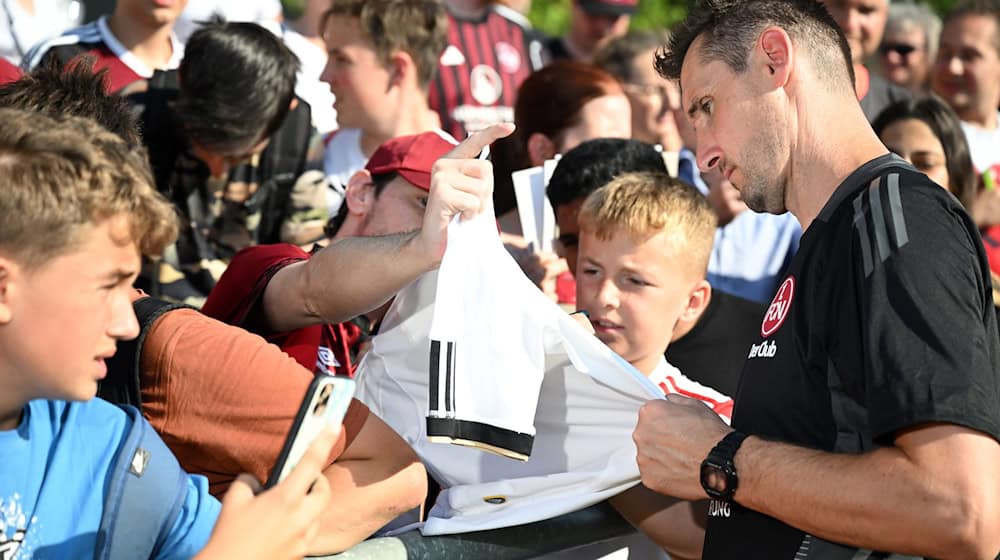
[265,375,355,489]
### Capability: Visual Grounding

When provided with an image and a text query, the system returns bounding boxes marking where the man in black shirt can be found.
[632,1,1000,558]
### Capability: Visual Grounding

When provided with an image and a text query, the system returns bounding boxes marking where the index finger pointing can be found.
[445,122,516,160]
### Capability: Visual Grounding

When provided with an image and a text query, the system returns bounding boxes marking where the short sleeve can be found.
[140,307,362,496]
[854,180,1000,442]
[155,474,221,560]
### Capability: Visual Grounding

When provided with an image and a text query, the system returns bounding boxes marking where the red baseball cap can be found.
[577,0,638,16]
[364,131,459,191]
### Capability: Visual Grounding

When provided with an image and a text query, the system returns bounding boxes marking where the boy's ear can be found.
[388,50,415,88]
[345,170,376,215]
[0,257,18,325]
[527,133,556,167]
[678,279,712,327]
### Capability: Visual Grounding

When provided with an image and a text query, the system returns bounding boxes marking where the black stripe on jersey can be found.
[429,340,442,413]
[445,340,455,413]
[852,173,910,278]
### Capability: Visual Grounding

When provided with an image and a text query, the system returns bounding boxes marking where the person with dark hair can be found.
[594,30,684,152]
[547,0,636,62]
[22,0,187,93]
[132,19,302,307]
[873,96,978,210]
[548,138,765,398]
[817,0,911,122]
[932,0,1000,174]
[873,96,1000,311]
[636,1,1000,558]
[0,57,142,148]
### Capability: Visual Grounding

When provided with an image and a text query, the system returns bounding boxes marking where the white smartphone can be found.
[265,375,355,489]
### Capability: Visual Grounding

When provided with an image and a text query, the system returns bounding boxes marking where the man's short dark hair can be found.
[946,0,1000,54]
[656,0,854,89]
[547,138,667,210]
[176,19,299,155]
[0,57,142,149]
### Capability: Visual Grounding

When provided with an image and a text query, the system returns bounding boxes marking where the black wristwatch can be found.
[700,431,749,501]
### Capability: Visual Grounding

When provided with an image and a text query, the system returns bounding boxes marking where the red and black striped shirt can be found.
[429,6,548,140]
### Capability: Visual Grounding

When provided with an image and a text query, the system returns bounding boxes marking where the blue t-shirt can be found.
[708,210,802,304]
[0,399,220,559]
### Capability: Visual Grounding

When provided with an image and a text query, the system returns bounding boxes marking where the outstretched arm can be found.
[263,124,515,332]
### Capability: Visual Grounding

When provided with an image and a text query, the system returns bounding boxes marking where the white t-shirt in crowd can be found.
[961,114,1000,172]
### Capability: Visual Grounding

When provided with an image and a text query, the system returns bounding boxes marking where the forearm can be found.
[609,484,705,559]
[307,457,427,554]
[736,435,999,558]
[267,231,436,332]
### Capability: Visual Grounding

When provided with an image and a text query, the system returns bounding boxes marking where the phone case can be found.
[265,375,355,488]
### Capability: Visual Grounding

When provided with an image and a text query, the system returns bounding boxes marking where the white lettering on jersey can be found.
[747,340,778,359]
[315,346,340,375]
[707,499,732,518]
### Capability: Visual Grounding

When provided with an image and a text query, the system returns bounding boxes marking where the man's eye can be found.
[418,196,428,208]
[700,98,712,115]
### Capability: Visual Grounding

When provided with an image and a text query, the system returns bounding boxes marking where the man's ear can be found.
[0,257,18,325]
[527,132,556,167]
[345,169,376,215]
[758,27,794,88]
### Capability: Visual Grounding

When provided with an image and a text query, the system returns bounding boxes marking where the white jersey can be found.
[355,209,732,535]
[961,115,1000,173]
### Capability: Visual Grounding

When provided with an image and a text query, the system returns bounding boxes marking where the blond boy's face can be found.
[0,215,140,412]
[575,227,701,375]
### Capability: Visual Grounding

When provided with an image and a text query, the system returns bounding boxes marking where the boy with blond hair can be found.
[573,171,732,558]
[575,171,721,384]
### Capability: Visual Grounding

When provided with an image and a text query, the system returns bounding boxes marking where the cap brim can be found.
[397,168,433,192]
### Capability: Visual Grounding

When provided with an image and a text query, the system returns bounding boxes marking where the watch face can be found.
[701,461,730,496]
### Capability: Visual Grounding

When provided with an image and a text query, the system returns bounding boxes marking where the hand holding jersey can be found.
[418,122,515,263]
[634,394,732,501]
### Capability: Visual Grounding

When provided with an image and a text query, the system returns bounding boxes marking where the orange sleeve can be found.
[140,307,368,497]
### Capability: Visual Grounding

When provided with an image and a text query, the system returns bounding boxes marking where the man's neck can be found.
[360,92,442,157]
[106,12,175,71]
[786,93,890,231]
[959,106,999,130]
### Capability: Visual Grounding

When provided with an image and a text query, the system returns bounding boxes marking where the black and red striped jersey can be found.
[428,6,549,140]
[22,16,183,93]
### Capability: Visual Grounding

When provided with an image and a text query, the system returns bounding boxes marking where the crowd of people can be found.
[0,0,999,558]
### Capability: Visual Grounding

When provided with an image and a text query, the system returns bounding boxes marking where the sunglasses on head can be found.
[879,43,919,57]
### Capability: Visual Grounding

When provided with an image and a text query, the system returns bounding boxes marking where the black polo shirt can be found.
[703,155,1000,559]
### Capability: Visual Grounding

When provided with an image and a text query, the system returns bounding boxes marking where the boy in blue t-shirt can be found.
[0,107,336,560]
